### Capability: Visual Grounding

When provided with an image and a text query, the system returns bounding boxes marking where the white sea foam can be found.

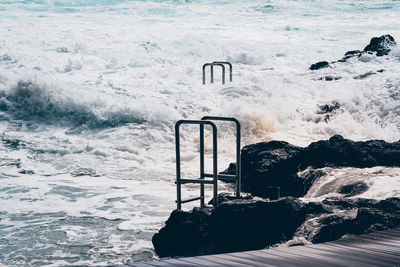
[1,0,400,265]
[302,167,400,202]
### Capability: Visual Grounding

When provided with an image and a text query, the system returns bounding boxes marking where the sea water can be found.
[0,0,400,265]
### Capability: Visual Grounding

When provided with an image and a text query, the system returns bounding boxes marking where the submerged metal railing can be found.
[202,63,225,85]
[212,61,232,82]
[175,116,241,209]
[202,61,232,85]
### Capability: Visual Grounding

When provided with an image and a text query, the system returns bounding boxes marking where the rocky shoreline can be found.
[309,34,396,81]
[152,135,400,258]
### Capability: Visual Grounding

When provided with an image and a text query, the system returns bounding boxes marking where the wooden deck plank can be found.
[306,243,398,266]
[136,228,400,266]
[335,235,400,250]
[212,253,275,266]
[228,251,289,266]
[246,248,334,266]
[341,242,400,256]
[253,247,350,267]
[194,254,251,267]
[259,246,369,267]
[324,242,400,262]
[157,258,200,266]
[178,256,218,266]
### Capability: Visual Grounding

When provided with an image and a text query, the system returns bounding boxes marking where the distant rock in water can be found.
[344,50,363,57]
[317,75,341,81]
[317,101,341,114]
[228,135,400,198]
[353,69,385,80]
[316,101,341,122]
[153,196,400,258]
[309,34,396,76]
[310,61,330,70]
[363,34,397,56]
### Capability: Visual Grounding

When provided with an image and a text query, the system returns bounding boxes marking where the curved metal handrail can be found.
[202,63,225,85]
[213,61,232,82]
[201,116,241,198]
[175,120,218,209]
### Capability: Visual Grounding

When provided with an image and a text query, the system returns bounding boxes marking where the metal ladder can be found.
[175,116,241,209]
[202,61,233,85]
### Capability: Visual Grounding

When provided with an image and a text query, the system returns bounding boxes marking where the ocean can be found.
[0,0,400,265]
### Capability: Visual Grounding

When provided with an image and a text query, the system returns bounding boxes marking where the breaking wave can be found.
[0,80,148,128]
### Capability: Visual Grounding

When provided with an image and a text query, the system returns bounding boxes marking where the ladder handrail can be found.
[175,120,218,209]
[201,116,241,198]
[202,63,225,84]
[212,61,232,82]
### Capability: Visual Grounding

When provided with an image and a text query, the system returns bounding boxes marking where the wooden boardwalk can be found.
[130,228,400,266]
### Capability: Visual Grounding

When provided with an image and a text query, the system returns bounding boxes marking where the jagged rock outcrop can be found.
[240,140,304,198]
[309,35,397,78]
[153,135,400,258]
[310,61,330,70]
[153,197,306,258]
[363,35,396,56]
[152,196,400,258]
[315,101,341,122]
[300,197,400,243]
[236,135,400,198]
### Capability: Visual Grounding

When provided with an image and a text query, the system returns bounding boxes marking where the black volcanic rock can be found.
[307,197,400,243]
[316,101,341,122]
[240,140,304,198]
[208,192,253,205]
[309,35,397,73]
[209,197,305,252]
[317,101,341,114]
[363,34,397,56]
[153,135,400,258]
[345,50,363,57]
[353,69,385,80]
[153,197,306,257]
[310,61,329,70]
[152,208,213,258]
[153,196,400,258]
[353,71,376,79]
[317,75,341,81]
[300,135,400,169]
[239,135,400,198]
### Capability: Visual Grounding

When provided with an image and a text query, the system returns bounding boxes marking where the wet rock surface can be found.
[310,35,396,79]
[153,196,400,258]
[238,135,400,198]
[239,140,304,198]
[300,197,400,243]
[153,197,306,258]
[310,61,329,70]
[353,69,385,80]
[317,75,342,81]
[363,35,396,56]
[316,101,341,122]
[153,135,400,258]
